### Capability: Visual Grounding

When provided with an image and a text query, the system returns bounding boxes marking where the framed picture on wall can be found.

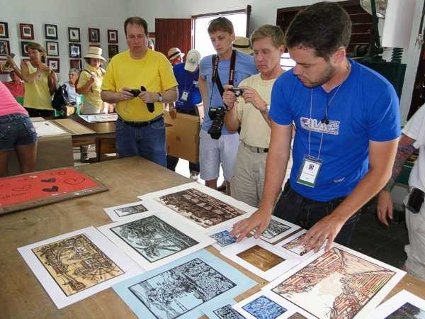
[107,29,118,43]
[20,41,30,57]
[148,32,155,49]
[88,28,100,43]
[0,40,10,56]
[69,59,82,70]
[46,41,59,56]
[47,57,60,73]
[44,24,58,40]
[69,43,81,58]
[0,58,9,73]
[108,44,119,58]
[0,22,9,38]
[68,27,80,42]
[19,23,34,40]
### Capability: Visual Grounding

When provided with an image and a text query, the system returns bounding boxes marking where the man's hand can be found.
[119,88,136,101]
[377,190,393,226]
[169,106,177,119]
[222,85,237,111]
[301,214,345,252]
[241,87,268,112]
[231,208,272,242]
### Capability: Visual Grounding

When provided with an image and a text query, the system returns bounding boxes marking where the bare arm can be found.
[223,86,240,132]
[47,69,57,95]
[198,76,208,113]
[303,138,399,252]
[76,73,95,95]
[19,61,48,83]
[232,122,293,240]
[377,134,416,225]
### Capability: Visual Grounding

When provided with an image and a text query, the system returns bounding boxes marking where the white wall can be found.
[1,0,423,121]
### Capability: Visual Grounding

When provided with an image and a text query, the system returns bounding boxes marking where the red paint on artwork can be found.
[0,168,99,207]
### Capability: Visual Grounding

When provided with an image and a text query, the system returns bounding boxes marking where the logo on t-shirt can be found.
[300,117,340,135]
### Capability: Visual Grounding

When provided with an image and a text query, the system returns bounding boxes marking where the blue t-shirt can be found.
[200,51,257,135]
[173,63,201,112]
[270,60,400,201]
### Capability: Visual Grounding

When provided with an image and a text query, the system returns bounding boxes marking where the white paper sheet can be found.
[103,200,156,222]
[369,290,425,318]
[220,237,301,281]
[79,113,118,123]
[97,211,215,270]
[138,182,256,233]
[17,226,141,309]
[33,120,68,137]
[263,243,406,319]
[260,216,301,244]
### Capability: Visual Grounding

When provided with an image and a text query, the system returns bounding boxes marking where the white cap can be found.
[184,49,201,72]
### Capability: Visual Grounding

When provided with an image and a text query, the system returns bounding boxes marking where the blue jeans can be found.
[273,181,361,245]
[115,117,166,167]
[0,114,37,151]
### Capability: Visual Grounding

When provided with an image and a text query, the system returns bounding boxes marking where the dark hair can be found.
[251,25,285,48]
[208,17,234,34]
[26,42,46,63]
[285,1,351,59]
[124,17,148,37]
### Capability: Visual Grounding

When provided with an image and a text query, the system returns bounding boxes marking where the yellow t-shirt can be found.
[77,64,105,111]
[23,62,52,110]
[236,73,275,148]
[101,49,178,121]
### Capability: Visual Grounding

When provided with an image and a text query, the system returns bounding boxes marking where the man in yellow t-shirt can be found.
[101,17,178,166]
[223,25,285,207]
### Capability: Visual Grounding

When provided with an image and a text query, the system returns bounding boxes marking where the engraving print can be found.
[32,234,124,296]
[157,188,243,228]
[237,245,284,272]
[213,304,246,319]
[288,313,308,319]
[129,258,236,319]
[114,203,147,217]
[386,302,425,318]
[242,295,287,319]
[111,215,198,263]
[271,247,396,319]
[262,219,291,239]
[282,234,308,256]
[210,230,237,247]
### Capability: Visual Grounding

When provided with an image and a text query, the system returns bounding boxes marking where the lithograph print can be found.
[368,290,425,318]
[98,212,214,270]
[261,216,300,244]
[104,200,149,221]
[113,249,256,319]
[18,227,141,308]
[278,230,323,261]
[32,234,124,296]
[242,295,287,319]
[212,304,246,319]
[210,229,237,248]
[237,245,284,272]
[267,245,406,319]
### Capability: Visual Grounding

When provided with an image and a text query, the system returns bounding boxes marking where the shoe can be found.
[217,183,226,193]
[190,171,199,181]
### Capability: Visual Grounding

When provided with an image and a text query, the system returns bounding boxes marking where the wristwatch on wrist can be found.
[157,93,163,102]
[264,104,270,113]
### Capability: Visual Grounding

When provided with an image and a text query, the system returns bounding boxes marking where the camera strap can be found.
[211,50,237,98]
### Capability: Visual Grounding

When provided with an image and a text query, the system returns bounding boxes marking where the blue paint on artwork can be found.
[210,230,237,247]
[242,295,287,319]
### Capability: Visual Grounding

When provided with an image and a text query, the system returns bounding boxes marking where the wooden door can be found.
[155,18,192,57]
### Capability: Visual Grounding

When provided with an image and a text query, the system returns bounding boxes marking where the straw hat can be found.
[84,47,106,62]
[233,36,253,55]
[184,49,201,72]
[167,47,185,62]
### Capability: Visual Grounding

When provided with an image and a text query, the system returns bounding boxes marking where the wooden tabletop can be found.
[0,157,424,319]
[71,114,116,135]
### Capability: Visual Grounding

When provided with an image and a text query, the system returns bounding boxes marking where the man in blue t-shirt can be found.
[232,2,400,252]
[167,49,203,179]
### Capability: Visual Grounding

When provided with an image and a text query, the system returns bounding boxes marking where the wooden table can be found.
[0,157,424,319]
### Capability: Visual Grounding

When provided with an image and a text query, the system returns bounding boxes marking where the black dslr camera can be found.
[208,107,226,140]
[128,86,154,112]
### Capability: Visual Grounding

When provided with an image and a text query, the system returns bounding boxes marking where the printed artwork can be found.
[262,219,290,239]
[287,314,307,319]
[213,304,245,319]
[32,234,124,296]
[387,302,425,318]
[368,290,425,318]
[129,258,236,319]
[271,247,399,319]
[114,203,147,217]
[237,245,284,272]
[281,234,308,256]
[242,295,287,319]
[0,167,107,215]
[111,215,198,263]
[157,188,243,228]
[210,230,237,247]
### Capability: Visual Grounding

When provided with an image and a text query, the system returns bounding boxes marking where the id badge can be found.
[297,156,322,187]
[181,91,189,102]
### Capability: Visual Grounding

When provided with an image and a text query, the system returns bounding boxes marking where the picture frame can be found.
[148,32,155,49]
[69,43,81,58]
[88,27,100,43]
[46,41,59,56]
[0,58,9,74]
[0,22,9,39]
[44,24,58,40]
[20,41,30,57]
[68,27,80,43]
[108,44,119,59]
[107,29,118,43]
[0,39,10,56]
[19,23,34,40]
[69,59,82,70]
[47,57,60,73]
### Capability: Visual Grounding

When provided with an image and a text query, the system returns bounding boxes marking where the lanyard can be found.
[209,50,237,108]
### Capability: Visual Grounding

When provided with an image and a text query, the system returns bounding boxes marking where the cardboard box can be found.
[165,111,200,163]
[9,120,74,175]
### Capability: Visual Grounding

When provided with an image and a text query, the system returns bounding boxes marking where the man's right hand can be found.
[231,208,272,242]
[377,190,394,226]
[120,88,136,101]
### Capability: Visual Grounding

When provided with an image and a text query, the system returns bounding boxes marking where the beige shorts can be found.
[405,198,425,281]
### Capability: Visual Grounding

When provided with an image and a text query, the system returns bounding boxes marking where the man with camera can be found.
[101,17,178,166]
[198,17,257,193]
[377,105,425,281]
[223,25,285,208]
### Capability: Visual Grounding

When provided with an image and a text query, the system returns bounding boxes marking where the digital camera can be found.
[128,89,141,97]
[208,107,226,140]
[128,87,154,113]
[232,87,244,97]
